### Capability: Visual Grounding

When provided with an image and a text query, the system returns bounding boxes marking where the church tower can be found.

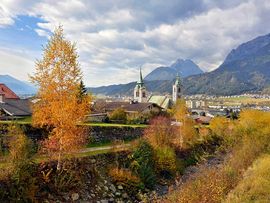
[172,74,182,103]
[134,67,147,103]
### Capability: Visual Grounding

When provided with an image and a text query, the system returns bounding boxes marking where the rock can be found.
[109,198,114,203]
[122,193,128,199]
[63,194,69,201]
[104,180,108,184]
[48,194,53,199]
[90,159,96,164]
[115,192,121,197]
[101,200,108,203]
[71,193,79,201]
[96,186,101,191]
[110,185,116,192]
[117,185,123,190]
[90,193,96,198]
[104,186,109,191]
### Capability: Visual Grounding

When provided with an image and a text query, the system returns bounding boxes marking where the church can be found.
[133,68,182,109]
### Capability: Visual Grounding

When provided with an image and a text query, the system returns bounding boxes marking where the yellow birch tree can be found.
[30,26,90,170]
[173,99,197,149]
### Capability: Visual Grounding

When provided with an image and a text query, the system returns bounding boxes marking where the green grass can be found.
[86,138,135,148]
[218,96,270,105]
[83,122,148,128]
[0,119,148,128]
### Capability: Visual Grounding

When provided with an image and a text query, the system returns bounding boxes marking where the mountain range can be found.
[184,33,270,95]
[144,59,203,81]
[90,33,270,96]
[0,75,36,95]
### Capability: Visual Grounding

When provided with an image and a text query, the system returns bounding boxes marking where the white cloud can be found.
[0,48,34,82]
[35,28,50,38]
[0,0,270,86]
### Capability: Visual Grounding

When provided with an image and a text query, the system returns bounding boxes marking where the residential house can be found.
[0,84,32,119]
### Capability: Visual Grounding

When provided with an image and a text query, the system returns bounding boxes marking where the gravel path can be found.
[80,143,131,153]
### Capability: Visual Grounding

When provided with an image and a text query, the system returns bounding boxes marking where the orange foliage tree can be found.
[30,26,90,170]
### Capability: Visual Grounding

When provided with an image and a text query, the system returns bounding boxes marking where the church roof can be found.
[148,95,172,109]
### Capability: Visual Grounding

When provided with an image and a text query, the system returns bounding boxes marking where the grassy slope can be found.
[225,154,270,202]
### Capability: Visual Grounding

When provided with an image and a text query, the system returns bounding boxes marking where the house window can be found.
[136,92,139,97]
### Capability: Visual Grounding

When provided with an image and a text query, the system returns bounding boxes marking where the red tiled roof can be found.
[0,84,19,99]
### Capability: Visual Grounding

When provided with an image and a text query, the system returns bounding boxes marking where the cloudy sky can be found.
[0,0,270,87]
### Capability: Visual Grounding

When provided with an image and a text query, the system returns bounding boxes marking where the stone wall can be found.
[0,123,145,143]
[89,126,144,143]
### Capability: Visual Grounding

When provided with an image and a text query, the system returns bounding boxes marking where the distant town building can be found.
[172,74,182,103]
[186,100,196,109]
[186,99,206,109]
[134,67,147,103]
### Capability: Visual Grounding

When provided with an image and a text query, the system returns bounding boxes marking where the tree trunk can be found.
[57,152,62,170]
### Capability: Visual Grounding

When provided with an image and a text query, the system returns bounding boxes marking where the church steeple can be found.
[175,73,181,86]
[138,66,144,86]
[134,67,147,103]
[172,73,182,103]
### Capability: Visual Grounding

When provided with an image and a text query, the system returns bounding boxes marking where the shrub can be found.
[109,108,127,123]
[154,146,177,177]
[166,167,234,203]
[130,140,156,189]
[144,116,176,149]
[209,117,238,153]
[108,167,141,189]
[4,125,37,202]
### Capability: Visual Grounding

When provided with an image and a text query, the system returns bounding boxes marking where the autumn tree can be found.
[144,116,176,149]
[173,99,197,149]
[30,26,90,170]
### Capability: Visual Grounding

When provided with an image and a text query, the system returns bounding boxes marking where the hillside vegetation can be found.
[165,110,270,202]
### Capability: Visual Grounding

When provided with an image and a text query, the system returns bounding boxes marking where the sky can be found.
[0,0,270,87]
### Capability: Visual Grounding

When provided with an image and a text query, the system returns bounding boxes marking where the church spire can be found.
[134,66,147,103]
[138,66,144,85]
[175,72,181,86]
